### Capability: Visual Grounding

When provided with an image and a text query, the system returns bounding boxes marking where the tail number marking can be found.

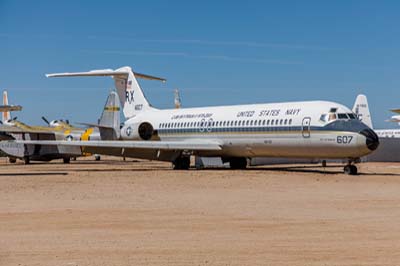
[337,136,353,144]
[126,91,134,104]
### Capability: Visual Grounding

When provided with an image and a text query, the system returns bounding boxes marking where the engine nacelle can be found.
[121,122,155,140]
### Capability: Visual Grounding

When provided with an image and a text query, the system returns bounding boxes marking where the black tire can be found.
[95,155,101,161]
[173,156,190,170]
[8,157,17,164]
[344,165,358,175]
[229,158,247,169]
[23,157,30,165]
[63,157,71,164]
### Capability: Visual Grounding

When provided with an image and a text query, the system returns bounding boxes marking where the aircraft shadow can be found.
[0,172,68,176]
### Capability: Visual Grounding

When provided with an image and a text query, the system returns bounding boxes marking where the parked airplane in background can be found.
[353,94,400,138]
[17,66,379,174]
[0,91,22,117]
[0,90,120,163]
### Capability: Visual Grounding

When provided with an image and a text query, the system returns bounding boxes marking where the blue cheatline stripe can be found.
[157,125,363,135]
[157,126,312,135]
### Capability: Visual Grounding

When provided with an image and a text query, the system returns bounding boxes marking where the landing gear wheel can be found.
[23,156,30,165]
[229,158,247,169]
[8,157,16,164]
[95,155,101,161]
[63,157,71,164]
[344,165,358,175]
[173,156,190,170]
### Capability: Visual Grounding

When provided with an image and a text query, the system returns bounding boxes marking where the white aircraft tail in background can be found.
[174,89,181,109]
[2,90,10,122]
[1,90,22,122]
[353,94,373,128]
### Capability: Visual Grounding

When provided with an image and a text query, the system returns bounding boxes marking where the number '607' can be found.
[337,136,353,144]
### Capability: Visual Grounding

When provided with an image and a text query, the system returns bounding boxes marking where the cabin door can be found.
[302,117,311,138]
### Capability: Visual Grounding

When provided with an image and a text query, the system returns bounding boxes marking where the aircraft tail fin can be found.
[352,94,373,129]
[46,66,166,119]
[174,88,181,109]
[97,90,121,140]
[2,90,10,122]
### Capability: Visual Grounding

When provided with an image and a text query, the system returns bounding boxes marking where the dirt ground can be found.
[1,157,400,266]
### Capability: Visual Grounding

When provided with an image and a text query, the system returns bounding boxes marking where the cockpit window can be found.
[338,113,349,119]
[319,114,328,122]
[328,113,337,121]
[347,113,357,119]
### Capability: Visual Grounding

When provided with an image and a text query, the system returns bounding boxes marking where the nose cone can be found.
[359,129,379,151]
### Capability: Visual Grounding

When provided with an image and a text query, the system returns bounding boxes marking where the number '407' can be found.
[337,136,353,144]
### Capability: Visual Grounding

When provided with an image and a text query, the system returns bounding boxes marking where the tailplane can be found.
[46,66,166,119]
[352,94,373,129]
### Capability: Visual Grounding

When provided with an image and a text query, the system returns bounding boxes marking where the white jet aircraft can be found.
[17,66,379,175]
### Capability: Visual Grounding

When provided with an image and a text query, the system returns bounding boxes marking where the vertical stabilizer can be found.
[174,88,181,109]
[353,94,373,129]
[98,90,121,140]
[2,90,10,122]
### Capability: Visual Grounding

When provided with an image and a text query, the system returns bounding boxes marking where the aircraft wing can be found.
[12,140,222,151]
[0,125,56,134]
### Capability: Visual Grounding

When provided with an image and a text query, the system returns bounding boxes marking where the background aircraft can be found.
[16,66,379,175]
[0,90,120,163]
[353,94,400,138]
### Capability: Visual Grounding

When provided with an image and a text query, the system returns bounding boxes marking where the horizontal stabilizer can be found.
[76,122,115,129]
[0,105,22,112]
[46,68,166,82]
[390,109,400,114]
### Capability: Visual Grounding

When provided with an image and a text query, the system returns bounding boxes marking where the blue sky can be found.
[0,0,399,128]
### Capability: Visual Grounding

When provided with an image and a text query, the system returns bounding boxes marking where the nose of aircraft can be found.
[359,129,379,151]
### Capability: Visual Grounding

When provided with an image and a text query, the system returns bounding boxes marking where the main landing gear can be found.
[229,157,247,170]
[173,156,190,170]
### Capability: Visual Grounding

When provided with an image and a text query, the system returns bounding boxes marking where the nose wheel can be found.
[344,164,358,175]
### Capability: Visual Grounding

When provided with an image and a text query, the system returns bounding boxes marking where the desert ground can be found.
[1,157,400,266]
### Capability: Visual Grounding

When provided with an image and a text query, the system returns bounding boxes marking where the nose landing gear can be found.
[344,163,358,175]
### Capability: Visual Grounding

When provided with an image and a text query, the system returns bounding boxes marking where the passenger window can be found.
[284,119,288,125]
[246,120,250,126]
[280,119,283,125]
[271,120,274,125]
[289,119,292,125]
[262,120,266,125]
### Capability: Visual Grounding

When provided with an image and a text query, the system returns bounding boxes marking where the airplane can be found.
[386,109,400,124]
[15,66,379,175]
[0,90,120,163]
[353,94,400,138]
